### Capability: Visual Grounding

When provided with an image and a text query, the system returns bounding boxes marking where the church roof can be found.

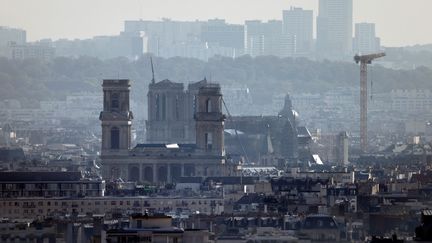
[134,143,196,149]
[187,78,208,90]
[132,143,197,154]
[149,79,184,90]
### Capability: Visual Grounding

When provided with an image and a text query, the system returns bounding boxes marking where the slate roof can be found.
[150,79,184,89]
[0,147,25,162]
[203,176,258,185]
[302,215,339,229]
[0,171,82,182]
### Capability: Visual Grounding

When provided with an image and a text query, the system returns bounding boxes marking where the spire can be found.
[150,56,155,84]
[284,94,292,110]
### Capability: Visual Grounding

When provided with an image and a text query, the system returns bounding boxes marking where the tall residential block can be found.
[282,7,313,56]
[353,23,381,55]
[316,0,353,57]
[245,20,290,57]
[201,19,244,55]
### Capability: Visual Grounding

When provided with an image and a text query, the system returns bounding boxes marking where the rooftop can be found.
[0,171,82,182]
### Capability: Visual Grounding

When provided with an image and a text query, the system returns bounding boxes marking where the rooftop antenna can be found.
[150,56,155,84]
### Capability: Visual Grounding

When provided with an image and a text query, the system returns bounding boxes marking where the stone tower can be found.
[195,84,225,156]
[146,80,187,143]
[99,79,133,155]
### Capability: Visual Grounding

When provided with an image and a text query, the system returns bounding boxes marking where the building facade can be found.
[282,7,313,56]
[353,22,381,55]
[316,0,353,57]
[0,171,104,198]
[244,20,291,57]
[101,79,231,184]
[0,195,224,219]
[146,79,208,144]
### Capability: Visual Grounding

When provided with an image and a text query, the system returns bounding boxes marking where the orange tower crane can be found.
[354,52,386,152]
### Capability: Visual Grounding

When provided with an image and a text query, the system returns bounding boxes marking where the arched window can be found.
[205,132,213,150]
[111,127,120,149]
[206,98,212,113]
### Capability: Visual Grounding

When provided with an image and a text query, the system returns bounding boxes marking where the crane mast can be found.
[354,52,385,152]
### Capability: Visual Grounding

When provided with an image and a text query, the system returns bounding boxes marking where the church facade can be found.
[146,79,207,144]
[100,79,233,183]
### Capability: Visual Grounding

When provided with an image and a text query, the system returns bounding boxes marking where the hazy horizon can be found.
[0,0,431,47]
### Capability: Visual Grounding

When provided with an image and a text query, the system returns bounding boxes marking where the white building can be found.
[244,20,292,57]
[282,7,313,56]
[353,23,381,55]
[0,26,26,57]
[390,89,432,113]
[316,0,353,57]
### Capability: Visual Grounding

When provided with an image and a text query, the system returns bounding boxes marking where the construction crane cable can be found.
[370,65,373,100]
[221,97,250,164]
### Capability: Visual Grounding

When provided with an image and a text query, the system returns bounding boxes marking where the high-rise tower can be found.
[353,23,381,55]
[282,7,313,56]
[316,0,353,57]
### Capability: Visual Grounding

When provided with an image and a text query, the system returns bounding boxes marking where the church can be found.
[99,79,235,184]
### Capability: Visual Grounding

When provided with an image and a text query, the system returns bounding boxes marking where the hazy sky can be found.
[0,0,430,47]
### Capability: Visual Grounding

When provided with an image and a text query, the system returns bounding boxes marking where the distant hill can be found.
[384,44,432,69]
[1,55,432,108]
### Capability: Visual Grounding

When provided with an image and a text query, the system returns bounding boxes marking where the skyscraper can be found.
[353,23,381,55]
[282,7,313,56]
[244,20,287,57]
[316,0,353,58]
[201,19,244,55]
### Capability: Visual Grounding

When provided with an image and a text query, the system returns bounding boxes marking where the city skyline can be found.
[0,0,431,47]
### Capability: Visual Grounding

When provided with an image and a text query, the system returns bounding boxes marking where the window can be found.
[175,95,180,120]
[111,127,120,149]
[161,94,166,120]
[205,133,213,150]
[206,98,212,112]
[111,93,120,110]
[155,94,160,120]
[193,95,197,114]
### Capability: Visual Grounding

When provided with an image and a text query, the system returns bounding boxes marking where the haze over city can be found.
[2,0,432,242]
[0,0,431,46]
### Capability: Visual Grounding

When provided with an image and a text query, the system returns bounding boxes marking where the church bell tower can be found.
[195,84,225,156]
[99,79,133,155]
